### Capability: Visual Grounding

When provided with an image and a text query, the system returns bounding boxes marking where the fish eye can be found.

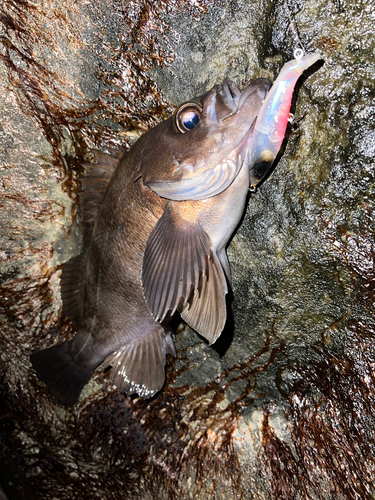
[173,102,202,133]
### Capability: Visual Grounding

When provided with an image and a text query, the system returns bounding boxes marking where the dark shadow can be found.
[211,290,235,356]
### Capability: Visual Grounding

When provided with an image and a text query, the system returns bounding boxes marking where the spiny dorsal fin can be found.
[80,148,125,248]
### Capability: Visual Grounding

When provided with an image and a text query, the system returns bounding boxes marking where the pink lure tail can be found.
[249,52,322,188]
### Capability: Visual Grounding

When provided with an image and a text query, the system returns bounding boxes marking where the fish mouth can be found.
[215,77,271,118]
[237,77,271,108]
[222,77,272,186]
[146,76,272,202]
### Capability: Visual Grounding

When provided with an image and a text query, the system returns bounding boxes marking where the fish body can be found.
[31,53,320,406]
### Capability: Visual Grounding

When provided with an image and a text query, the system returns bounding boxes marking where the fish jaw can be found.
[248,53,322,188]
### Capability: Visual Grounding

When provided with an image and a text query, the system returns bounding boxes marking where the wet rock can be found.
[1,0,375,498]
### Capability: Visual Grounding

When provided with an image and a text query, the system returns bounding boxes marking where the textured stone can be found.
[1,0,375,499]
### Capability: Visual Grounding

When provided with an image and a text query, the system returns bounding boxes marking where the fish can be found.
[30,52,321,407]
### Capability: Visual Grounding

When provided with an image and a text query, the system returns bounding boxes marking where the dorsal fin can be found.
[61,149,124,329]
[80,148,124,248]
[61,253,85,328]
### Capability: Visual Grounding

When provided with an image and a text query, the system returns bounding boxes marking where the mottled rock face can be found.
[1,0,375,499]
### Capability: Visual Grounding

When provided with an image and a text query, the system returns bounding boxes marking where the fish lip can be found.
[221,77,241,100]
[215,77,272,120]
[236,78,272,109]
[234,80,271,169]
[217,78,241,115]
[205,77,271,124]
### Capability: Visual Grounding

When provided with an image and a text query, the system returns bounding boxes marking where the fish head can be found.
[140,77,272,201]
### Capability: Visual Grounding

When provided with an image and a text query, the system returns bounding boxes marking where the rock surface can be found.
[1,0,375,498]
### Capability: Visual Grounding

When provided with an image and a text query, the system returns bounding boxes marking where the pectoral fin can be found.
[142,205,211,322]
[181,251,228,344]
[142,205,229,344]
[145,160,237,201]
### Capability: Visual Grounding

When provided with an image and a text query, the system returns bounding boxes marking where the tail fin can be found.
[102,328,176,399]
[30,342,92,407]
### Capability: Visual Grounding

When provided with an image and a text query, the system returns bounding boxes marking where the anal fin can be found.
[102,328,176,398]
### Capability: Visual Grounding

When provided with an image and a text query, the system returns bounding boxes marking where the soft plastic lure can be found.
[248,50,321,189]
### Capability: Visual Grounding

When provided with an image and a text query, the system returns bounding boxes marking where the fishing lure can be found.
[249,50,321,189]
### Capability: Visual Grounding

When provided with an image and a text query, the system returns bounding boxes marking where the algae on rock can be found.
[1,0,375,499]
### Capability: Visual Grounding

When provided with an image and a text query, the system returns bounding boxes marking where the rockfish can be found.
[31,53,321,406]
